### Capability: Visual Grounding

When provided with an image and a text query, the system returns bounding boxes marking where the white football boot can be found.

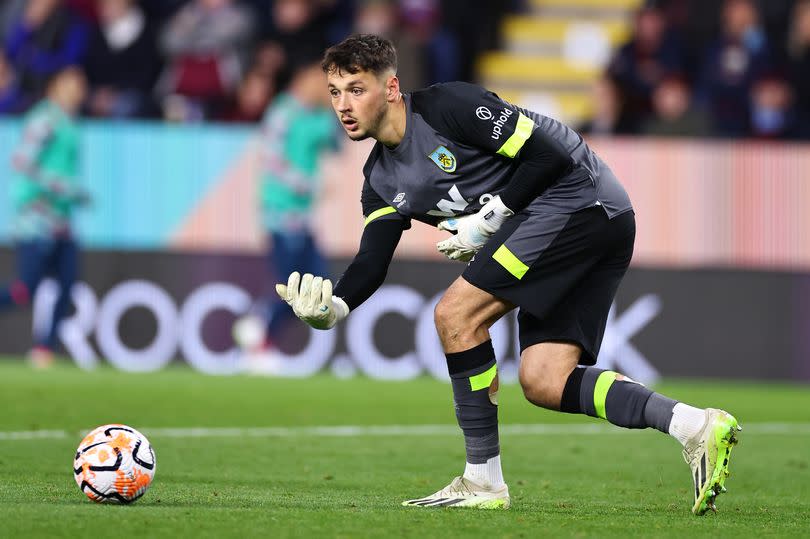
[402,476,510,509]
[683,408,741,515]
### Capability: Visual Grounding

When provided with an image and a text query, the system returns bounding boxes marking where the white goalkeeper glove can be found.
[275,272,349,330]
[436,195,514,262]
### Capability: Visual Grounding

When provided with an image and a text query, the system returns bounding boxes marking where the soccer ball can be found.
[73,424,156,503]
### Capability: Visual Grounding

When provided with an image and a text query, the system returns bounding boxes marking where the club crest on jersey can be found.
[428,146,457,173]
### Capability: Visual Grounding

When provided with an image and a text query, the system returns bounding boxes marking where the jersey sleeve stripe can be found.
[495,113,535,158]
[364,206,397,227]
[492,244,529,279]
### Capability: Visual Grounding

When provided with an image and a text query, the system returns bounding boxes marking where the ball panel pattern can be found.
[73,424,156,503]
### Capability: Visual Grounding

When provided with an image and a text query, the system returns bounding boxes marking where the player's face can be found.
[327,69,389,141]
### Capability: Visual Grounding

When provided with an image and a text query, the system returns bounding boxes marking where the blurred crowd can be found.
[1,0,807,140]
[0,0,507,123]
[585,0,810,139]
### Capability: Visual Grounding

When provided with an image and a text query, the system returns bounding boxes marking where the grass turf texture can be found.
[1,361,809,538]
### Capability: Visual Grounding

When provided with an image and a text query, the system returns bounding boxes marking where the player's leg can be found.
[402,276,514,509]
[515,209,739,514]
[42,237,78,351]
[519,338,740,514]
[234,230,300,355]
[0,241,45,310]
[265,231,304,342]
[5,240,50,366]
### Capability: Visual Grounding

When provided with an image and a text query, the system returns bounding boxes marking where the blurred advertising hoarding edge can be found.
[0,249,806,383]
[1,119,809,270]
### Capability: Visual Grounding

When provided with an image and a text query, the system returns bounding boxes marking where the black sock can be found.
[561,367,676,432]
[445,340,500,464]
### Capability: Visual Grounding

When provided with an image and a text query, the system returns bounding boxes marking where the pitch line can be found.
[2,422,810,441]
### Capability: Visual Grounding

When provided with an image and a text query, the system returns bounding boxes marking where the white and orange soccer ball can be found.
[73,424,156,503]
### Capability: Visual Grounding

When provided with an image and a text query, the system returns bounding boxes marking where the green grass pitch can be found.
[1,360,809,538]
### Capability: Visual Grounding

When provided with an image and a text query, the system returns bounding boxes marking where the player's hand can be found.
[436,214,479,261]
[274,272,349,330]
[436,195,514,262]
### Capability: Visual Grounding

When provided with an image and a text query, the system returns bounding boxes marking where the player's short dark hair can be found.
[321,34,397,76]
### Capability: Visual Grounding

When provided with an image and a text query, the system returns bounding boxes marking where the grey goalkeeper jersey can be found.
[361,82,632,228]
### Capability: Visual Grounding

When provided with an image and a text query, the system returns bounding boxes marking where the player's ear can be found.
[385,74,400,102]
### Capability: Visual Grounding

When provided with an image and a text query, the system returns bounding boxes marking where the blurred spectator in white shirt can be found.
[83,0,162,118]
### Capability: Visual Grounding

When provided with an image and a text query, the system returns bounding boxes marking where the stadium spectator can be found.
[3,0,89,100]
[66,0,99,21]
[578,75,636,135]
[257,0,330,90]
[440,0,510,84]
[353,0,424,92]
[641,74,710,137]
[83,0,162,118]
[787,0,810,139]
[696,0,771,137]
[215,68,273,123]
[658,0,724,82]
[607,5,683,126]
[0,51,28,114]
[232,58,338,369]
[399,0,460,87]
[748,72,796,139]
[157,0,254,120]
[0,67,90,368]
[0,0,26,40]
[138,0,187,21]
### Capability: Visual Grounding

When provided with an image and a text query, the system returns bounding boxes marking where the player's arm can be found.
[333,216,406,310]
[275,178,408,329]
[12,112,88,204]
[497,126,573,211]
[417,82,572,260]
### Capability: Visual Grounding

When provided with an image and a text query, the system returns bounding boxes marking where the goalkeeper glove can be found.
[436,195,514,262]
[275,271,349,330]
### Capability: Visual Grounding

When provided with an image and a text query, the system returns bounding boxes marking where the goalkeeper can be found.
[276,34,740,515]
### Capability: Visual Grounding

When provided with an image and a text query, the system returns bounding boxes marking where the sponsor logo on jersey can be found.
[427,184,468,216]
[428,145,457,173]
[393,192,407,208]
[476,106,493,120]
[490,108,514,140]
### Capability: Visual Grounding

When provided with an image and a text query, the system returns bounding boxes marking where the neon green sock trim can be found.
[496,113,535,158]
[492,244,529,279]
[593,371,617,420]
[364,206,396,227]
[469,364,497,391]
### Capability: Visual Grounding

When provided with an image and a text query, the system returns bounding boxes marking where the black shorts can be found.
[463,206,635,365]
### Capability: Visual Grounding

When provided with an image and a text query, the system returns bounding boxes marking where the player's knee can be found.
[519,358,570,410]
[435,291,469,327]
[434,294,475,346]
[434,296,460,338]
[519,375,558,409]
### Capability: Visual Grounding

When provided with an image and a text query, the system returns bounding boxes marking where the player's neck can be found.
[376,96,407,148]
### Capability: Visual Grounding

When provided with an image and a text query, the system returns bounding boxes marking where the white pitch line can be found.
[0,429,68,440]
[2,422,810,441]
